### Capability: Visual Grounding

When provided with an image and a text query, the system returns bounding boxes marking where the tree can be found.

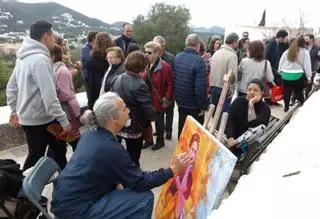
[0,57,13,106]
[133,3,191,54]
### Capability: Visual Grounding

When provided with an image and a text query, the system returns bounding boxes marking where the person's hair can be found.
[189,133,200,149]
[123,51,148,73]
[126,43,140,56]
[225,32,239,44]
[144,41,161,54]
[30,20,53,41]
[153,35,166,46]
[289,37,296,46]
[306,33,315,41]
[199,40,206,56]
[50,44,63,62]
[248,79,264,92]
[287,36,305,62]
[243,31,249,37]
[122,22,132,29]
[275,30,289,38]
[87,31,98,42]
[185,33,201,47]
[106,46,125,62]
[208,37,221,55]
[55,36,63,46]
[80,92,120,128]
[92,32,114,56]
[248,40,265,61]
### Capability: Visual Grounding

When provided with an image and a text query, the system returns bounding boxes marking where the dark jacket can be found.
[225,96,271,139]
[80,42,92,79]
[111,72,156,134]
[87,53,109,109]
[103,63,125,93]
[309,45,320,72]
[51,127,173,218]
[161,51,175,68]
[114,35,137,53]
[266,38,281,73]
[174,48,208,110]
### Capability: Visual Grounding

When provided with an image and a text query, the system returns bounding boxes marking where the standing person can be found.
[304,34,320,98]
[143,42,174,150]
[153,35,175,140]
[278,36,312,112]
[208,37,222,56]
[114,23,137,54]
[210,32,239,127]
[80,31,98,97]
[51,45,81,151]
[87,32,114,109]
[266,29,289,85]
[6,20,70,170]
[174,34,208,139]
[111,51,156,165]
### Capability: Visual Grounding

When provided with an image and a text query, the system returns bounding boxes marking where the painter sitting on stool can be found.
[51,92,192,219]
[225,79,271,153]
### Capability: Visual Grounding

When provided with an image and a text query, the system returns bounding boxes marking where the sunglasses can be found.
[144,51,153,55]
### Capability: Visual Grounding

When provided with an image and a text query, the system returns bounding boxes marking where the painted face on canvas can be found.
[190,141,199,160]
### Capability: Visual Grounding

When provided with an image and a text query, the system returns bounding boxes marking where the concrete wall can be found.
[0,92,87,150]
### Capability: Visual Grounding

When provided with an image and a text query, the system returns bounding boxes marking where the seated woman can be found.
[225,79,271,150]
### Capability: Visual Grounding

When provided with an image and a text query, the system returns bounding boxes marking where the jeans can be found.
[165,101,175,133]
[22,120,67,171]
[87,189,154,219]
[210,86,232,129]
[178,107,204,139]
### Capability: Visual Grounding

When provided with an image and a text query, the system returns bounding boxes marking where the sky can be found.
[20,0,320,31]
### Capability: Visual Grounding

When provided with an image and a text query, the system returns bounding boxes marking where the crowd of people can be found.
[5,19,320,218]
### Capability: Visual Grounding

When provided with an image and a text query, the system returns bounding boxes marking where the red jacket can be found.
[146,60,174,112]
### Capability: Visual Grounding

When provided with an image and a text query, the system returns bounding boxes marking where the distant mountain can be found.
[193,26,225,36]
[0,0,122,38]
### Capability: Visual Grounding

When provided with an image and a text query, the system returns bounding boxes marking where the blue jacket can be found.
[80,42,92,79]
[174,48,208,110]
[51,127,173,218]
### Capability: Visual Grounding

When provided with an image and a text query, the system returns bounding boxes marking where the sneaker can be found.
[284,106,289,112]
[151,143,165,151]
[165,132,172,140]
[142,140,154,149]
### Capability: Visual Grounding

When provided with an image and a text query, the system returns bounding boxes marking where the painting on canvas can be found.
[155,116,237,219]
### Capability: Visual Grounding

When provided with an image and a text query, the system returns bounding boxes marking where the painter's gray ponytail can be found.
[80,92,120,128]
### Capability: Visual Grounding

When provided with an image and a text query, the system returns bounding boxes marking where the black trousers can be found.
[305,72,315,99]
[124,137,143,167]
[22,120,67,171]
[178,107,204,139]
[165,101,175,133]
[155,111,165,146]
[283,77,305,109]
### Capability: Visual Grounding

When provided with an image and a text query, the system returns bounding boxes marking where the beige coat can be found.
[210,45,238,89]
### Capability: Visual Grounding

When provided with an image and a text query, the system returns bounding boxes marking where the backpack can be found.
[0,159,23,197]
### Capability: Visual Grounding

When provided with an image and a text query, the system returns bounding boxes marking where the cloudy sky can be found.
[21,0,319,30]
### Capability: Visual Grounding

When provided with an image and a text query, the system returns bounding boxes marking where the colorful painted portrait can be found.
[155,116,237,219]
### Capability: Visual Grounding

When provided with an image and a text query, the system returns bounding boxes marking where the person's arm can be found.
[266,61,275,83]
[303,51,312,80]
[135,82,157,121]
[32,59,69,127]
[6,67,18,115]
[228,54,238,83]
[56,68,74,103]
[195,59,209,110]
[109,145,190,192]
[249,103,271,127]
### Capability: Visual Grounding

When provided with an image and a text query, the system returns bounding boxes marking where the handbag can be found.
[271,85,284,102]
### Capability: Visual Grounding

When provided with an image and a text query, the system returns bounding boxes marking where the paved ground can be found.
[0,102,285,217]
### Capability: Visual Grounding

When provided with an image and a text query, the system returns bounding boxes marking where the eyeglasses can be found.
[144,51,153,55]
